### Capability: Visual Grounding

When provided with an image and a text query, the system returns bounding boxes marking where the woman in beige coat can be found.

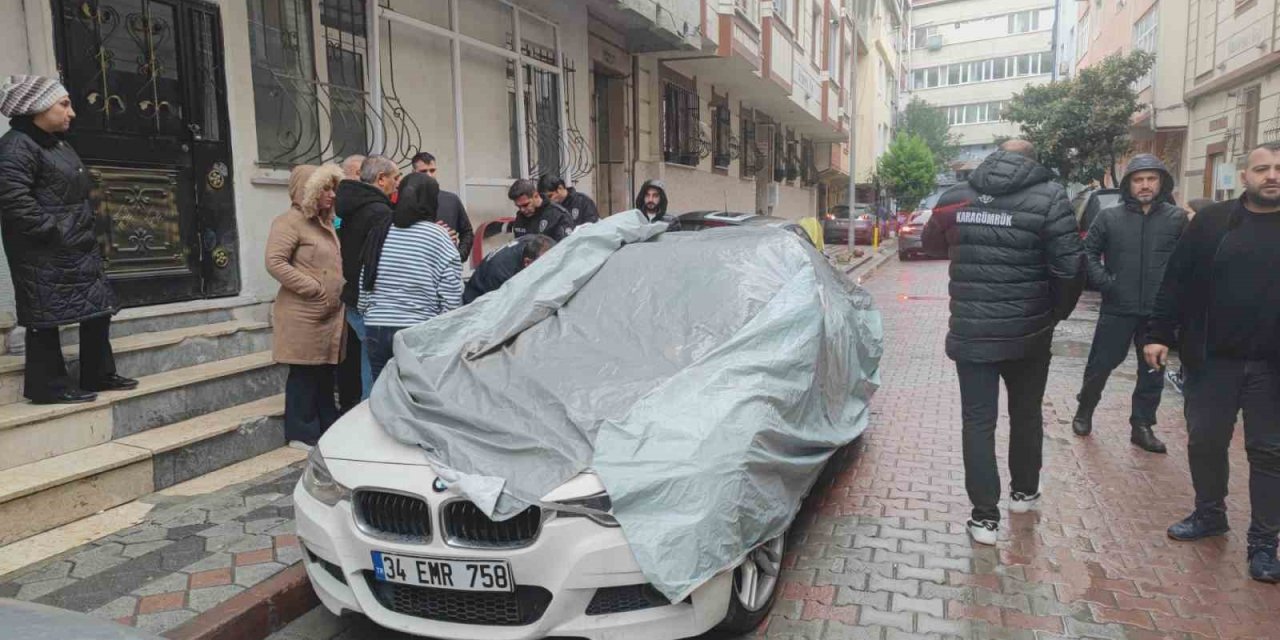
[266,164,346,448]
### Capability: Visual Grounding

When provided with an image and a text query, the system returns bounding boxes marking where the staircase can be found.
[0,296,288,547]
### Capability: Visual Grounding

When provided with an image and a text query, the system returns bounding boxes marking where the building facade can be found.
[907,0,1056,177]
[0,0,893,336]
[1180,0,1280,201]
[1074,0,1190,192]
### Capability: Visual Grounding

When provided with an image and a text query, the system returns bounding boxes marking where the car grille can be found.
[364,573,552,625]
[585,584,672,616]
[354,490,431,542]
[442,501,541,548]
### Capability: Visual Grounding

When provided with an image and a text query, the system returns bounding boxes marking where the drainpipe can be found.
[1050,0,1061,81]
[847,3,859,253]
[631,54,640,204]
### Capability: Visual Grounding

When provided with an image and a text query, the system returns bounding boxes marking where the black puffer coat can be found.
[1083,154,1186,317]
[922,150,1084,363]
[334,179,392,307]
[0,117,116,329]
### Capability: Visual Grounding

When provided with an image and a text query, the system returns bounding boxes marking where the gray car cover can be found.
[370,211,882,601]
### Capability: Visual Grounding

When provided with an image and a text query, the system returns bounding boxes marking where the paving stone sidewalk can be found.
[0,462,305,636]
[763,258,1280,640]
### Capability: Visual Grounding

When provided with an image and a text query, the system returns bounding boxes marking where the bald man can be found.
[340,154,365,181]
[923,139,1084,545]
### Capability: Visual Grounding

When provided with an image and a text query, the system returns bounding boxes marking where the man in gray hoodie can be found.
[1073,154,1187,453]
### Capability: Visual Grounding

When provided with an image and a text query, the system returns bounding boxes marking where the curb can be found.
[163,563,318,640]
[840,240,898,282]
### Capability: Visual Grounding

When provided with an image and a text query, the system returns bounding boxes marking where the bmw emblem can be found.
[432,478,448,493]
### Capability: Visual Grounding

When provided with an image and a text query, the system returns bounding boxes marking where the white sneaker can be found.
[288,440,314,452]
[1009,490,1041,514]
[967,519,998,545]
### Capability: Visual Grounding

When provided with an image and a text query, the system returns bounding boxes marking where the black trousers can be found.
[1078,313,1164,426]
[956,354,1052,523]
[336,320,362,413]
[24,316,116,401]
[285,364,338,445]
[1185,358,1280,552]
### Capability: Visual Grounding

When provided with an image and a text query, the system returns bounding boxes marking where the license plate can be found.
[371,551,514,592]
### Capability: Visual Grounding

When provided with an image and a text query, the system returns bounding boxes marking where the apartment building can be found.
[1074,0,1190,191]
[907,0,1056,176]
[1181,0,1280,201]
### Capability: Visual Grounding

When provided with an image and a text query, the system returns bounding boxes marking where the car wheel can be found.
[716,532,786,633]
[898,251,910,261]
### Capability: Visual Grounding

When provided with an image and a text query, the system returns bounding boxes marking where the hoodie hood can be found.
[297,164,343,221]
[968,150,1056,196]
[635,179,669,217]
[288,165,318,210]
[335,179,391,218]
[1119,154,1174,208]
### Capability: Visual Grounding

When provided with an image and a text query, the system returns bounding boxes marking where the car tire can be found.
[715,532,787,634]
[898,251,910,261]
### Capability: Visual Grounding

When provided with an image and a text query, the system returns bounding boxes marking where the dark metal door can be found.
[51,0,239,307]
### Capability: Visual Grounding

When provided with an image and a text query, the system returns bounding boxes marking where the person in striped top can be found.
[358,173,463,385]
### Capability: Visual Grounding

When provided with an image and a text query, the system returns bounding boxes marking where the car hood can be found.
[318,403,606,501]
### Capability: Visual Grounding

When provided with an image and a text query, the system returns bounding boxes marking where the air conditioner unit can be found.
[926,35,942,50]
[766,183,780,208]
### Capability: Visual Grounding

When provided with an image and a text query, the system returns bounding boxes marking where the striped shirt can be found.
[359,222,463,327]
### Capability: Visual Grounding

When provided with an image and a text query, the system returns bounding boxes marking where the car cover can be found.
[370,210,883,601]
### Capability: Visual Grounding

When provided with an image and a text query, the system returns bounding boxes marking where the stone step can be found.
[3,295,271,354]
[0,320,272,406]
[0,351,285,473]
[0,395,285,547]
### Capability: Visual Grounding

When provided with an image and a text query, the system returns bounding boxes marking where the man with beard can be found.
[1072,155,1187,453]
[508,178,572,241]
[1145,142,1280,583]
[634,179,681,231]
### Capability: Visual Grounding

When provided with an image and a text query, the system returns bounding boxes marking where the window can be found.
[774,0,791,27]
[322,0,369,161]
[810,2,821,64]
[1242,85,1262,150]
[827,21,838,72]
[662,81,699,166]
[911,52,1052,90]
[249,0,321,167]
[1077,13,1090,60]
[1007,10,1038,34]
[713,102,732,169]
[945,101,1007,125]
[1132,6,1157,89]
[735,0,761,24]
[740,112,758,178]
[912,26,937,49]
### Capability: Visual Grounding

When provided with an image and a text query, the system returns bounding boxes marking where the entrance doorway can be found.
[591,69,629,216]
[51,0,239,308]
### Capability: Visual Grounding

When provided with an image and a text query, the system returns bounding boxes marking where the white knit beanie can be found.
[0,75,70,118]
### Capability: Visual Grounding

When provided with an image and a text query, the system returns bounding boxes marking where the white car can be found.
[294,218,879,640]
[293,404,784,640]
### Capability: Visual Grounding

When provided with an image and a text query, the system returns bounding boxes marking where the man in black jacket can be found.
[923,140,1084,545]
[539,175,600,227]
[463,234,556,304]
[412,152,475,262]
[1072,155,1186,453]
[1144,142,1280,583]
[334,155,398,409]
[508,178,573,241]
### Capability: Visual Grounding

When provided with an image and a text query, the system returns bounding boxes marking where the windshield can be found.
[908,210,932,225]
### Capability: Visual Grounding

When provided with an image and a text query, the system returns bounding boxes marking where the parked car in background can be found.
[677,211,817,248]
[899,186,953,261]
[821,204,872,244]
[1076,188,1121,237]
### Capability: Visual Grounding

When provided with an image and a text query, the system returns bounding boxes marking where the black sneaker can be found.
[1248,548,1280,584]
[28,388,97,405]
[1167,512,1230,541]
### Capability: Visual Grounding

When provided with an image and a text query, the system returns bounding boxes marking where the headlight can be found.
[301,448,351,506]
[551,492,619,527]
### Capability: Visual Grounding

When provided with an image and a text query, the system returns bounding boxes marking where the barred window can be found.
[662,82,699,166]
[713,102,732,169]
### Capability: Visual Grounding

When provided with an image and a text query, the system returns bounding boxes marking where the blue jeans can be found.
[345,308,373,400]
[366,325,408,389]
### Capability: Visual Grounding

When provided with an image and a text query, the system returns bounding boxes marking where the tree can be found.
[1002,50,1155,185]
[877,133,937,207]
[897,97,959,169]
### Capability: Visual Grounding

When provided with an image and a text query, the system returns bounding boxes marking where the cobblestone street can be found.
[759,257,1280,639]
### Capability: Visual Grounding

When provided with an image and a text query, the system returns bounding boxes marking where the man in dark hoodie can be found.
[923,140,1084,545]
[635,179,682,231]
[463,234,556,304]
[539,175,600,227]
[412,152,474,261]
[333,155,398,408]
[508,178,572,241]
[1145,142,1280,583]
[1071,155,1186,454]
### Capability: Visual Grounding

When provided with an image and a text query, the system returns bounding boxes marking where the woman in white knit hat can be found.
[0,74,136,404]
